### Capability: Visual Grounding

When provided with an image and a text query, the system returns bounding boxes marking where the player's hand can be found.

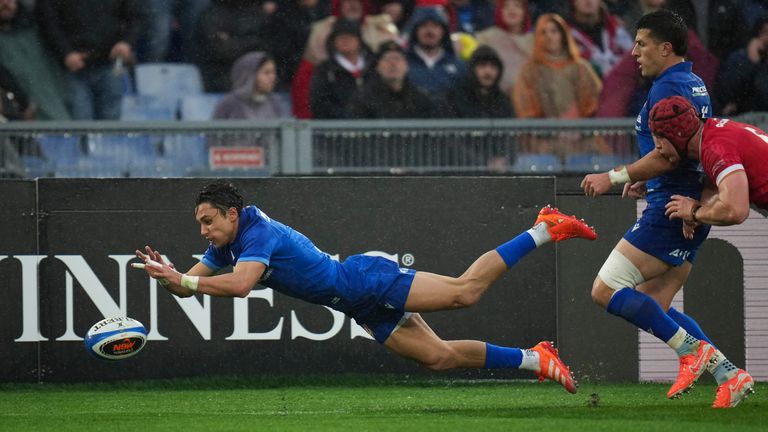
[581,172,612,197]
[623,181,647,199]
[682,220,698,240]
[133,246,185,292]
[665,195,699,222]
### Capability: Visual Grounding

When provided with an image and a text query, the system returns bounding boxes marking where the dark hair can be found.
[196,181,244,215]
[636,9,688,56]
[470,45,503,73]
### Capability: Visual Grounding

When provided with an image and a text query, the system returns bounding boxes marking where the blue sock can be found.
[495,232,536,269]
[606,288,680,343]
[484,343,523,369]
[667,307,715,348]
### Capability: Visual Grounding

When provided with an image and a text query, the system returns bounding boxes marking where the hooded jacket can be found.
[309,20,375,119]
[446,45,513,118]
[192,0,272,92]
[405,7,466,97]
[213,51,285,120]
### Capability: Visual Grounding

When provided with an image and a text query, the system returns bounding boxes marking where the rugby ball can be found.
[84,317,147,360]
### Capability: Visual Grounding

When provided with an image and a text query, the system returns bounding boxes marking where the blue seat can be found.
[135,63,203,99]
[180,94,223,120]
[22,155,53,178]
[87,134,158,170]
[511,153,562,173]
[120,95,177,121]
[163,135,208,168]
[37,135,83,167]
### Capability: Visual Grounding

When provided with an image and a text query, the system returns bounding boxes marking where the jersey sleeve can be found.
[201,244,227,271]
[237,219,278,266]
[702,136,745,186]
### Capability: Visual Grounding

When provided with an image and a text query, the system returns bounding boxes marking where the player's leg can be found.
[596,240,752,404]
[405,206,596,312]
[638,262,758,407]
[383,313,577,393]
[592,239,715,398]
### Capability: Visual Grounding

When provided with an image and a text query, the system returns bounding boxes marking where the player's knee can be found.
[420,346,457,371]
[594,249,645,308]
[591,278,614,308]
[453,277,485,308]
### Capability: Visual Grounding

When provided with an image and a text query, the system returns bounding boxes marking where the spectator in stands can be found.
[406,6,467,104]
[309,19,374,119]
[348,40,432,118]
[291,0,398,118]
[513,13,601,118]
[567,0,633,77]
[446,45,513,118]
[0,0,71,120]
[192,0,276,92]
[212,51,285,120]
[715,16,768,116]
[266,0,324,92]
[372,0,414,32]
[36,0,146,120]
[449,0,494,34]
[141,0,210,63]
[475,0,533,95]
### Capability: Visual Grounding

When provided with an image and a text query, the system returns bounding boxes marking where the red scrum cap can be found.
[648,96,702,153]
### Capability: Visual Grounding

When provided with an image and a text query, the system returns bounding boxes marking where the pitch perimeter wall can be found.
[0,178,754,383]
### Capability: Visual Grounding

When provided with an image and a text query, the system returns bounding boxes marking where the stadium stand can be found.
[180,94,223,121]
[135,63,204,99]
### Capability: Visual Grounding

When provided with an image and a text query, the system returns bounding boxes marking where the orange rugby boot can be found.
[531,341,578,394]
[712,369,755,408]
[667,341,716,399]
[535,205,597,242]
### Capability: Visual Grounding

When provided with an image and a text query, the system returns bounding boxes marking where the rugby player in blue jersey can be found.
[136,180,597,393]
[580,9,747,407]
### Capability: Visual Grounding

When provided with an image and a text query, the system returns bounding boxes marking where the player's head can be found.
[649,95,702,161]
[632,9,687,78]
[195,181,244,247]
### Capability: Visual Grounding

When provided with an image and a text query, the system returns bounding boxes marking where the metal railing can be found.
[19,115,768,179]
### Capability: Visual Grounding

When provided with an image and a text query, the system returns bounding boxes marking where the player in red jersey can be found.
[649,95,760,408]
[650,95,768,225]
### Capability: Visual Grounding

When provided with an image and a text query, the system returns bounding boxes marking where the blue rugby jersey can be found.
[635,61,711,205]
[201,206,350,310]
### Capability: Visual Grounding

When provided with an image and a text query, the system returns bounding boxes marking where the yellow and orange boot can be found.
[531,341,578,394]
[535,205,597,242]
[667,341,716,398]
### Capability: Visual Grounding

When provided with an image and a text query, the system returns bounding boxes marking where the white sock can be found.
[519,349,540,372]
[666,327,700,356]
[666,327,688,352]
[527,223,552,247]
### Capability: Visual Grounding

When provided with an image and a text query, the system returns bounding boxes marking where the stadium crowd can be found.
[1,0,766,123]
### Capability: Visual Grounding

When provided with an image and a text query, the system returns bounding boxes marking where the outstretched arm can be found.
[581,150,676,197]
[135,246,265,298]
[665,170,751,226]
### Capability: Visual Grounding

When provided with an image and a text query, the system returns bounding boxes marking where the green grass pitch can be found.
[0,376,764,431]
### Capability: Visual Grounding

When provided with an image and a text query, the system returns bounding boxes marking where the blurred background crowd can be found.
[1,0,766,124]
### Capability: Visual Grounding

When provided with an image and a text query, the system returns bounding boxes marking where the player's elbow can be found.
[233,281,254,298]
[722,205,749,225]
